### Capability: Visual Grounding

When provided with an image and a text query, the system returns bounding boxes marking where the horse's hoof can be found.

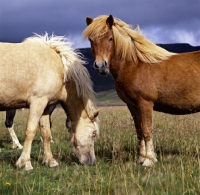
[49,159,59,168]
[142,157,158,167]
[16,158,33,170]
[137,156,145,164]
[13,143,23,149]
[16,158,23,168]
[42,158,59,168]
[24,161,33,171]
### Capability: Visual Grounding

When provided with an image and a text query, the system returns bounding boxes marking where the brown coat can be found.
[84,14,200,166]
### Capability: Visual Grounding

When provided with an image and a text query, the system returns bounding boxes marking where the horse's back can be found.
[0,41,62,70]
[0,41,64,110]
[147,51,200,114]
[155,51,200,87]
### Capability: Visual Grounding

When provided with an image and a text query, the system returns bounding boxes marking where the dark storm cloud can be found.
[0,0,200,48]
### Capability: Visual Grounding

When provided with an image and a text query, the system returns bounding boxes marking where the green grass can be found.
[0,107,200,194]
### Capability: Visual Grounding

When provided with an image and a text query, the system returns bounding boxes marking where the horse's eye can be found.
[109,37,113,42]
[92,132,97,138]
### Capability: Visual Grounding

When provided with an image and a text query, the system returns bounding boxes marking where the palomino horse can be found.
[0,33,99,170]
[84,15,200,166]
[5,105,59,149]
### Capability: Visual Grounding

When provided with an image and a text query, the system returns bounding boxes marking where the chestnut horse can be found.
[84,15,200,166]
[0,33,99,170]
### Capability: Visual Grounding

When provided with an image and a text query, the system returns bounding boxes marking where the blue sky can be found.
[0,0,200,48]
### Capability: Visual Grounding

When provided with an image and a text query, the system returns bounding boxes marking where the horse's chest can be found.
[114,81,137,106]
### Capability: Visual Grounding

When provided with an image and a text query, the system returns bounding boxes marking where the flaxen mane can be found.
[83,15,175,63]
[24,33,97,120]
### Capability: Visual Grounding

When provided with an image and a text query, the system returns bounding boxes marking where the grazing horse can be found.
[5,105,58,149]
[0,33,99,170]
[84,15,200,166]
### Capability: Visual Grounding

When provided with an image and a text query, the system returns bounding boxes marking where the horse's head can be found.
[60,46,100,165]
[85,15,115,76]
[69,109,99,165]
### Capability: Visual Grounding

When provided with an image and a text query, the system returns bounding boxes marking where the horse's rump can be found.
[0,41,63,110]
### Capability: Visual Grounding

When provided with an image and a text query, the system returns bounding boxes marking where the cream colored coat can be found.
[0,34,99,170]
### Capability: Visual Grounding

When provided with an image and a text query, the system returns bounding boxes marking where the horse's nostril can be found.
[102,61,107,68]
[93,62,99,69]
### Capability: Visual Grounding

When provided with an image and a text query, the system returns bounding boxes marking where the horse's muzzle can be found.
[93,61,109,76]
[80,154,96,165]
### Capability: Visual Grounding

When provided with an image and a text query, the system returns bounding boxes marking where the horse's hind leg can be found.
[49,104,56,128]
[16,98,48,170]
[5,110,23,149]
[49,104,57,142]
[39,106,59,168]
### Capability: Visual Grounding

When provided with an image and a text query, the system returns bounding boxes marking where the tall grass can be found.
[0,107,200,194]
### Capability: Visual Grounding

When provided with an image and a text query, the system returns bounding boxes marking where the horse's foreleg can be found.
[127,105,146,164]
[142,137,157,166]
[138,99,157,166]
[40,105,56,143]
[39,108,58,168]
[16,98,48,171]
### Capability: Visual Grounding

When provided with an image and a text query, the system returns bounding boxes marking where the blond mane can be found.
[83,15,175,64]
[24,33,98,120]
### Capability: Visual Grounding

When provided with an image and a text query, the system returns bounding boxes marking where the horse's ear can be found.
[106,15,114,28]
[93,109,100,118]
[89,109,100,121]
[135,25,140,31]
[86,17,93,26]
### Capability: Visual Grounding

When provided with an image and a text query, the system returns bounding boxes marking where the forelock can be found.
[83,15,109,39]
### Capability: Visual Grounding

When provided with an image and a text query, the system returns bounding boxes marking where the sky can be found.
[0,0,200,49]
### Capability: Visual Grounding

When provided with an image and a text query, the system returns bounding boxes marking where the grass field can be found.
[0,106,200,195]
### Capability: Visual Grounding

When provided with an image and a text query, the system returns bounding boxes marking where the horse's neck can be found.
[110,58,136,80]
[68,103,88,124]
[65,82,88,122]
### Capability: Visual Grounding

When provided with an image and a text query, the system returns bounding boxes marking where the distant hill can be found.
[78,44,200,92]
[157,43,200,53]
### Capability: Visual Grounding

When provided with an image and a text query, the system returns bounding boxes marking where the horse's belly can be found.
[0,100,28,111]
[154,103,200,115]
